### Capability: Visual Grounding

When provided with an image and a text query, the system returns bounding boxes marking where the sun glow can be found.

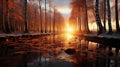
[89,21,118,31]
[89,22,98,31]
[66,34,73,39]
[64,22,75,41]
[66,26,74,33]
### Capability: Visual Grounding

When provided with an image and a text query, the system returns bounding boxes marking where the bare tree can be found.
[103,0,106,31]
[95,0,104,34]
[48,0,52,33]
[84,0,90,33]
[24,0,28,33]
[115,0,120,32]
[45,0,47,33]
[5,0,11,33]
[9,0,15,33]
[78,0,81,32]
[1,0,5,32]
[39,0,43,33]
[53,7,56,34]
[107,0,112,34]
[34,4,37,32]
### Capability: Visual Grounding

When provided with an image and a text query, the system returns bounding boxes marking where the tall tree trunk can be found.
[2,0,5,32]
[107,0,112,34]
[78,0,81,32]
[34,7,37,32]
[95,0,104,34]
[0,1,1,32]
[53,8,55,34]
[103,0,106,31]
[115,0,120,32]
[45,0,47,33]
[5,0,11,33]
[24,0,28,33]
[48,0,52,33]
[10,0,15,33]
[39,0,43,33]
[49,9,52,33]
[84,0,90,33]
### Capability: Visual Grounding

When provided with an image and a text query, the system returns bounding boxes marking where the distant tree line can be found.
[0,0,64,34]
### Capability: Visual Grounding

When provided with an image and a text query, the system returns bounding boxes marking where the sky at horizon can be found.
[53,0,72,19]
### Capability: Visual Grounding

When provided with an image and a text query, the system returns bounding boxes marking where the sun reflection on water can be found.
[62,22,76,49]
[64,22,75,42]
[66,34,73,39]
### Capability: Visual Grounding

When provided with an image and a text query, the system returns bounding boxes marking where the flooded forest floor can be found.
[0,34,120,67]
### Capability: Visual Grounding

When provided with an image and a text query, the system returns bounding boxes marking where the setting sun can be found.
[65,22,75,33]
[66,27,74,33]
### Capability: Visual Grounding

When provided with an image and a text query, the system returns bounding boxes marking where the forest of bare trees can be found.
[1,0,120,35]
[69,0,120,34]
[0,0,64,34]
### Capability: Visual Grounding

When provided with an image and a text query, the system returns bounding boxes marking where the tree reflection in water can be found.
[0,35,119,67]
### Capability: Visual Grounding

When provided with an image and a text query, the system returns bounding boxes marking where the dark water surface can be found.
[0,35,120,67]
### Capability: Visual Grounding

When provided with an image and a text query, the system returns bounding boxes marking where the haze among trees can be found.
[0,0,120,35]
[0,0,64,34]
[69,0,120,34]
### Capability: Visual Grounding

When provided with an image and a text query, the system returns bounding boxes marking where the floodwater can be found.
[0,34,120,67]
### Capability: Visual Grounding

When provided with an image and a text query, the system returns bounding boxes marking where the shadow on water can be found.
[0,35,120,67]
